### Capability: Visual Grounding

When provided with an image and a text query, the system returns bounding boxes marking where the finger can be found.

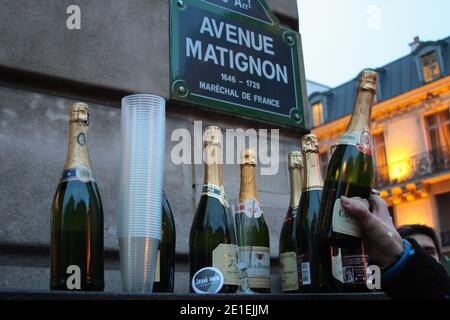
[341,196,374,222]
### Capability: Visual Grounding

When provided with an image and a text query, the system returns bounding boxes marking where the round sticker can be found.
[191,267,224,294]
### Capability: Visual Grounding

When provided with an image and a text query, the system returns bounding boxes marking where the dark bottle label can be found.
[332,248,368,285]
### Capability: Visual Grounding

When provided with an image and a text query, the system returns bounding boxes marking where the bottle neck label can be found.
[302,186,323,192]
[235,199,263,218]
[302,153,323,192]
[60,166,95,183]
[289,168,302,208]
[201,183,228,207]
[64,123,92,174]
[239,165,259,202]
[338,131,373,155]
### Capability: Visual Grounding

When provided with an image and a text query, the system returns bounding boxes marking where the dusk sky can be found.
[298,0,450,88]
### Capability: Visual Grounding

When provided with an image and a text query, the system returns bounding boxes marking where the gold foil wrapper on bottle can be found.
[203,126,222,146]
[70,102,89,125]
[301,134,319,154]
[288,151,303,169]
[241,148,257,165]
[357,70,377,93]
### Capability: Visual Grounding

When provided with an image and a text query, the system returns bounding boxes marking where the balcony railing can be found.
[374,146,450,188]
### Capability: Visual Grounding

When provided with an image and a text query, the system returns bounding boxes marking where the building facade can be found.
[309,36,450,258]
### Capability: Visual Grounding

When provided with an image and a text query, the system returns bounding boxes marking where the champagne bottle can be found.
[50,102,104,291]
[279,151,303,293]
[326,144,370,292]
[189,126,238,294]
[296,134,328,292]
[317,70,377,249]
[237,149,271,293]
[153,192,176,292]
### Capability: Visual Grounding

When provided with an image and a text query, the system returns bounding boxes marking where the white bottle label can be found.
[332,249,344,283]
[301,262,311,285]
[332,199,362,238]
[280,252,298,292]
[212,243,239,286]
[154,250,160,283]
[240,246,270,289]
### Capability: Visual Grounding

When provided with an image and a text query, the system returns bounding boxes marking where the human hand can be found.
[341,195,404,269]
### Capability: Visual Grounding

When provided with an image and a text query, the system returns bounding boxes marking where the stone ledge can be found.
[0,289,388,300]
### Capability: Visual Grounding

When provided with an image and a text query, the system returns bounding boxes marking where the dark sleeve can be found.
[381,238,450,300]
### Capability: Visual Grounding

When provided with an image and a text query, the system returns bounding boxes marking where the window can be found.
[425,109,450,152]
[312,101,325,127]
[421,51,441,83]
[436,192,450,247]
[373,132,389,181]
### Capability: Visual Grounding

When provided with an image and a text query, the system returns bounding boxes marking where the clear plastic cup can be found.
[118,94,165,293]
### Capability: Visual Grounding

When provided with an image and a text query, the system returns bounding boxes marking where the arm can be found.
[341,195,450,299]
[382,237,450,299]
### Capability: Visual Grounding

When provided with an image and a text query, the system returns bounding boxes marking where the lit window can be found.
[425,109,450,152]
[421,51,441,83]
[312,102,325,127]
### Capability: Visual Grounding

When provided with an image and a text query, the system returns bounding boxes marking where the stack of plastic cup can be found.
[118,94,165,293]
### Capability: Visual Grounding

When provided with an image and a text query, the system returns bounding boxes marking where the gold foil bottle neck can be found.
[330,144,338,155]
[357,70,377,93]
[301,134,319,154]
[288,151,303,169]
[70,102,89,125]
[241,148,256,165]
[203,126,222,146]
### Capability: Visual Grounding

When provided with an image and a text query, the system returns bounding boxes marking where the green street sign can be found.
[170,0,306,128]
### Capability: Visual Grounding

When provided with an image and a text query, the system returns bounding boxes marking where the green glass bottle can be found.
[189,126,239,294]
[50,102,104,291]
[317,70,377,250]
[296,134,329,292]
[279,151,303,293]
[237,149,271,293]
[153,192,176,292]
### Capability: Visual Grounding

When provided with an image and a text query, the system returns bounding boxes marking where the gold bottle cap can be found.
[240,148,257,165]
[358,70,377,93]
[203,126,222,146]
[70,102,89,125]
[301,134,320,153]
[288,151,303,169]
